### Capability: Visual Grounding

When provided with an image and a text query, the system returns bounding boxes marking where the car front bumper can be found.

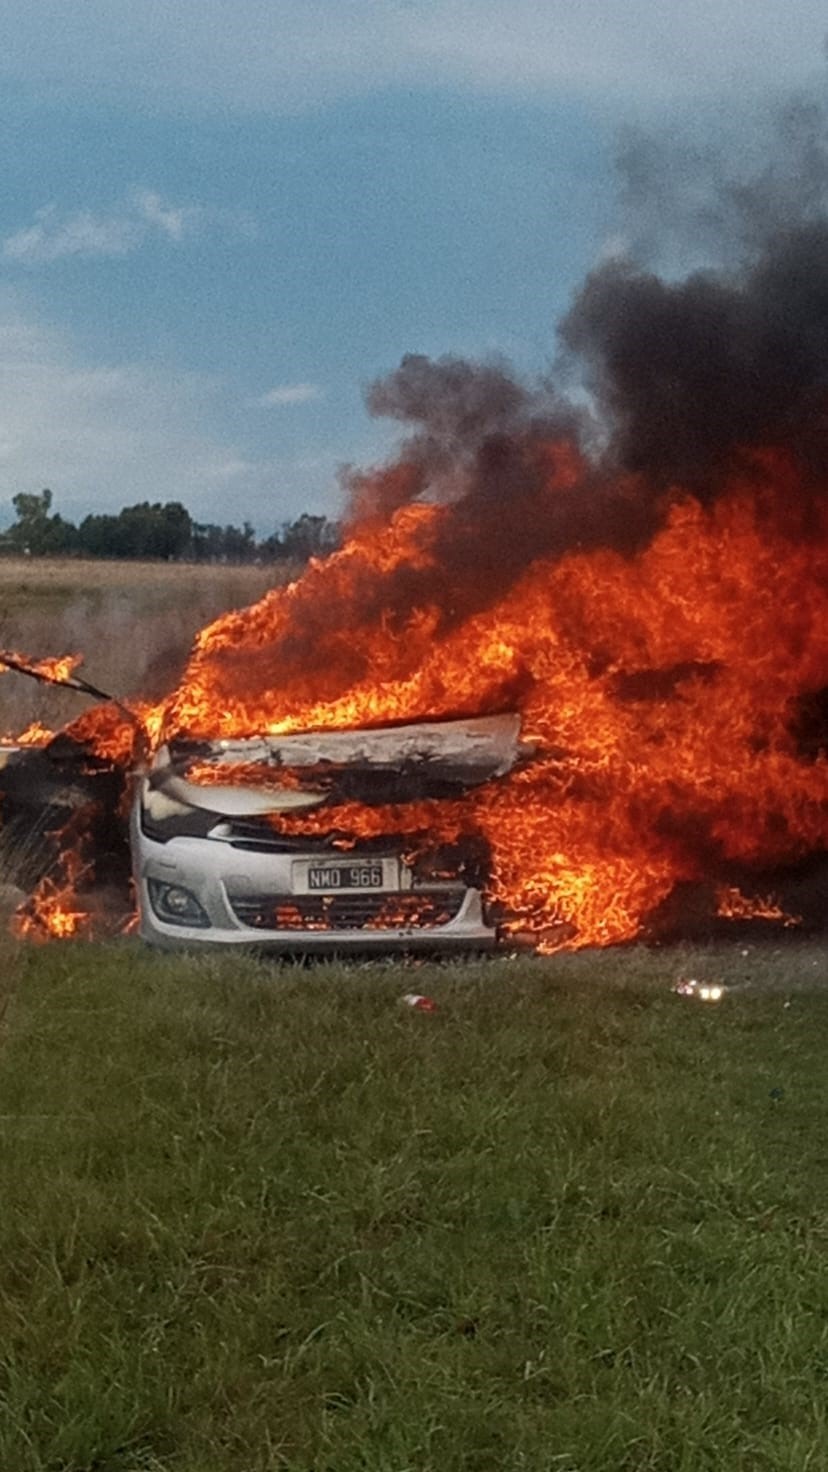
[131,823,497,953]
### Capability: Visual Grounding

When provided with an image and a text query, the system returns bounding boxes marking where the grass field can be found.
[0,939,825,1472]
[0,557,288,734]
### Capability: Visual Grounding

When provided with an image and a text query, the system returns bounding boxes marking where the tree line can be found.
[0,490,341,564]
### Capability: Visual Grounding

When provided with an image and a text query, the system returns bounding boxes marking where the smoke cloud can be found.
[179,93,828,711]
[350,98,828,533]
[560,221,828,493]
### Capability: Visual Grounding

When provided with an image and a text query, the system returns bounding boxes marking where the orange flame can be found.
[6,443,827,949]
[715,886,802,928]
[12,811,95,942]
[0,651,83,683]
[125,447,826,949]
[8,720,54,747]
[15,877,91,941]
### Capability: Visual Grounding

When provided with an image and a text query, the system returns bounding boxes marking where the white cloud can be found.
[258,383,323,407]
[2,191,201,266]
[3,208,141,264]
[134,190,200,242]
[0,1,825,112]
[0,298,340,526]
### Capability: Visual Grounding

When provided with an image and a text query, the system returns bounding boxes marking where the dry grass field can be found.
[0,556,290,735]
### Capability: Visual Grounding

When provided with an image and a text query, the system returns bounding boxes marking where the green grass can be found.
[0,941,825,1471]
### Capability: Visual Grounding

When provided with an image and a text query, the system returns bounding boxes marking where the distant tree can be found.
[77,501,191,560]
[188,522,226,562]
[3,488,341,565]
[257,529,286,561]
[219,520,257,563]
[11,488,53,536]
[8,489,77,555]
[188,520,257,563]
[123,501,192,560]
[279,514,341,562]
[77,512,120,558]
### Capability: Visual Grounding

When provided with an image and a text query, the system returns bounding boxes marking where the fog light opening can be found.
[147,879,211,928]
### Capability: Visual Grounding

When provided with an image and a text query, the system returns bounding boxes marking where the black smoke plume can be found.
[353,95,828,520]
[560,221,828,494]
[180,97,828,710]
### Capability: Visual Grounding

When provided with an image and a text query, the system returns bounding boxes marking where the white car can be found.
[131,713,529,952]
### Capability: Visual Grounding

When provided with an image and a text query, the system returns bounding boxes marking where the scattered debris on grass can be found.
[673,976,726,1002]
[400,992,438,1012]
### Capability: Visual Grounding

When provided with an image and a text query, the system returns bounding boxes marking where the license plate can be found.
[305,862,384,891]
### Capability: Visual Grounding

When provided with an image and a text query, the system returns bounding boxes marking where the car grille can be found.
[212,819,331,853]
[227,888,467,931]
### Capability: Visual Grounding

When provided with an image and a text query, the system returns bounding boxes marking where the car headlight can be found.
[146,879,211,928]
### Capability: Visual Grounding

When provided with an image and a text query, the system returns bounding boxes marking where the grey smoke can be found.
[561,219,828,491]
[358,97,828,509]
[614,96,828,272]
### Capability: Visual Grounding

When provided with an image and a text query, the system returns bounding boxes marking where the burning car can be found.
[3,223,828,950]
[131,712,531,952]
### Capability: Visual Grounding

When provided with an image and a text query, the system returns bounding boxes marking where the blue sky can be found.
[0,1,825,533]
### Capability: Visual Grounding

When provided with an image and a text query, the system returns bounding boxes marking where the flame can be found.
[715,886,802,928]
[183,760,310,792]
[123,449,825,949]
[5,442,827,949]
[12,811,95,942]
[7,720,54,747]
[0,652,83,747]
[15,876,91,941]
[61,701,147,768]
[0,651,83,683]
